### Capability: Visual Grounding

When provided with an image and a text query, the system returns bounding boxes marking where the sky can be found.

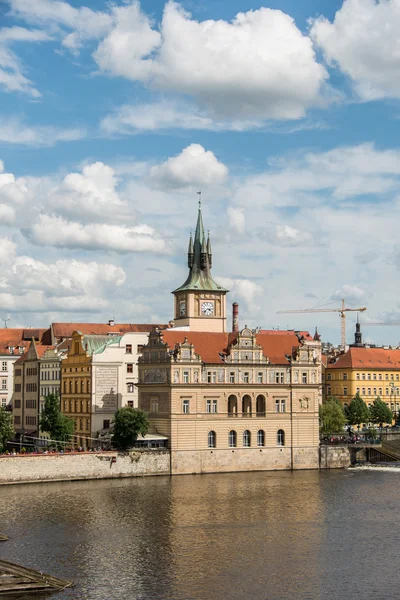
[2,0,400,346]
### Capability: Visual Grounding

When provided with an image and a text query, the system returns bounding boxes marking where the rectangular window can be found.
[257,372,263,384]
[373,388,377,395]
[386,374,389,380]
[127,401,134,408]
[126,344,132,354]
[356,387,360,394]
[280,399,286,412]
[19,347,24,354]
[386,388,389,395]
[343,387,348,396]
[302,372,307,384]
[103,420,110,429]
[327,373,332,380]
[379,388,382,395]
[127,383,134,393]
[362,374,365,380]
[15,369,21,376]
[373,374,377,380]
[9,347,14,354]
[327,386,331,395]
[367,373,371,380]
[368,388,371,395]
[26,399,36,409]
[1,380,6,390]
[183,399,189,414]
[14,416,20,425]
[275,399,280,413]
[207,372,216,383]
[391,374,394,380]
[14,399,21,408]
[14,384,21,392]
[343,373,348,380]
[206,400,211,413]
[229,372,235,384]
[212,400,217,413]
[356,373,360,380]
[243,372,249,384]
[127,364,133,373]
[26,416,36,426]
[183,371,189,384]
[362,388,365,395]
[1,361,6,372]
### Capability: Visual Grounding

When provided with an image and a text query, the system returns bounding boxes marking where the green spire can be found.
[173,199,228,293]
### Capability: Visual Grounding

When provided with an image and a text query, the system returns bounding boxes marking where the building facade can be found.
[137,204,322,474]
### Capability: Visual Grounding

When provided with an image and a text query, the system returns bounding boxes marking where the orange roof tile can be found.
[0,328,51,355]
[52,323,167,339]
[161,330,310,365]
[327,347,400,369]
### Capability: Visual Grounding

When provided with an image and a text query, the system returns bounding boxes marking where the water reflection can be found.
[0,471,399,599]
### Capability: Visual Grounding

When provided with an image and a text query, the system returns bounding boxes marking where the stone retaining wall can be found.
[0,450,170,485]
[319,445,351,469]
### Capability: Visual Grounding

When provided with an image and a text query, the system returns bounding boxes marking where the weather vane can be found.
[197,190,201,208]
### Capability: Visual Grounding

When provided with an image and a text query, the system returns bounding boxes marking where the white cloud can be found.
[274,224,312,247]
[227,206,245,234]
[25,214,169,254]
[217,276,263,316]
[331,284,369,304]
[0,118,86,146]
[0,26,51,96]
[310,0,400,101]
[149,144,228,189]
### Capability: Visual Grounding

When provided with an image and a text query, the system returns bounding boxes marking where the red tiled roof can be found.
[161,330,310,365]
[15,343,55,363]
[52,323,167,339]
[327,347,400,369]
[0,328,51,355]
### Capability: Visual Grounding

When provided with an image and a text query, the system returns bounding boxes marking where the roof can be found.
[81,334,122,355]
[161,329,310,365]
[327,347,400,369]
[173,203,228,293]
[15,344,55,363]
[52,323,166,339]
[0,328,51,356]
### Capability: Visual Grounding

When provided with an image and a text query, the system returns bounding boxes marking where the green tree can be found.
[345,393,370,430]
[319,397,347,436]
[0,406,15,452]
[40,394,74,448]
[369,397,393,429]
[113,407,149,450]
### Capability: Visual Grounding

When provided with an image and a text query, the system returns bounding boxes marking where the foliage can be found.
[319,397,347,435]
[40,394,75,449]
[0,406,15,452]
[345,393,370,429]
[369,397,393,428]
[113,407,149,450]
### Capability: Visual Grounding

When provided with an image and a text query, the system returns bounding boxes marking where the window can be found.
[386,374,389,380]
[228,430,237,447]
[257,372,263,384]
[14,416,21,425]
[243,372,249,384]
[368,388,371,395]
[26,399,36,409]
[373,388,377,396]
[103,420,110,429]
[127,364,133,373]
[373,374,377,380]
[327,386,331,395]
[327,373,332,381]
[362,388,365,395]
[277,429,285,446]
[257,430,265,447]
[15,369,21,376]
[243,430,251,447]
[356,388,360,394]
[343,373,348,380]
[127,383,134,393]
[275,399,286,413]
[356,373,359,380]
[1,361,6,372]
[367,373,371,380]
[379,388,382,395]
[127,401,134,408]
[229,372,235,384]
[126,344,132,354]
[207,371,216,383]
[18,347,24,354]
[14,399,21,408]
[9,347,14,355]
[397,375,400,381]
[86,420,90,431]
[1,380,6,390]
[302,372,307,384]
[206,400,211,413]
[26,416,36,426]
[183,371,189,384]
[208,431,216,448]
[212,400,217,413]
[362,374,365,380]
[14,384,21,392]
[275,372,284,384]
[183,399,189,414]
[386,388,389,395]
[343,387,348,396]
[391,374,394,380]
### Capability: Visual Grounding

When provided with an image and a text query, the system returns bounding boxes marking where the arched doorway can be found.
[228,395,238,416]
[256,395,266,416]
[242,395,252,416]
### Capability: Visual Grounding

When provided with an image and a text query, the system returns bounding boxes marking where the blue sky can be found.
[2,0,400,346]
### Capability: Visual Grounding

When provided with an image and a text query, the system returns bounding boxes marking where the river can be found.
[0,469,399,600]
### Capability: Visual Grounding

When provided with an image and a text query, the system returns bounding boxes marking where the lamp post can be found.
[389,382,398,424]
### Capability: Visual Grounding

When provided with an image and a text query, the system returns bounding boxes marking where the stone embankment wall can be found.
[319,445,351,469]
[0,450,170,485]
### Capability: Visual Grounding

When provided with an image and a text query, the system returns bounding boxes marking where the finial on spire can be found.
[197,190,201,209]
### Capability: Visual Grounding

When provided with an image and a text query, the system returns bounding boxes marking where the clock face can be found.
[201,301,214,316]
[179,301,186,316]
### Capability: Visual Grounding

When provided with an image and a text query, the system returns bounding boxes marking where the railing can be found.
[321,435,382,446]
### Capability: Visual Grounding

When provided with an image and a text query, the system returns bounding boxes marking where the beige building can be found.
[137,204,322,474]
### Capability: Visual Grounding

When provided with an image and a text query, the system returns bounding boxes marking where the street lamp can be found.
[389,382,398,423]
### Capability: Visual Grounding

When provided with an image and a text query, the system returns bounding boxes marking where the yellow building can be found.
[325,324,400,415]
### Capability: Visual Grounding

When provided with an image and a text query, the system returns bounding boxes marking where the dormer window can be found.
[9,346,14,355]
[18,347,24,354]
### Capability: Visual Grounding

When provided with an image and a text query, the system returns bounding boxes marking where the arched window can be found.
[87,380,90,393]
[63,380,67,394]
[81,380,85,393]
[228,395,237,416]
[243,430,251,447]
[256,395,266,416]
[228,430,237,447]
[208,431,216,448]
[242,395,252,416]
[75,380,78,394]
[257,430,265,447]
[277,429,285,446]
[69,381,73,393]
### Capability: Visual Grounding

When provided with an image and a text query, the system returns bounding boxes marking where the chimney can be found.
[108,319,115,327]
[232,302,239,333]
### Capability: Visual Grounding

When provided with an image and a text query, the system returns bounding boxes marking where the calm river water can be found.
[0,469,399,600]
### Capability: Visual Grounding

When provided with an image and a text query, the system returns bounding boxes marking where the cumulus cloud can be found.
[217,276,263,317]
[24,214,168,254]
[227,206,246,234]
[274,224,312,247]
[149,144,228,189]
[331,284,369,304]
[310,0,400,101]
[95,1,327,121]
[0,118,86,146]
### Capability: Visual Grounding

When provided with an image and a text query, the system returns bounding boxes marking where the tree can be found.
[319,397,347,436]
[0,406,15,452]
[113,407,149,450]
[345,393,370,430]
[40,394,74,448]
[369,397,393,429]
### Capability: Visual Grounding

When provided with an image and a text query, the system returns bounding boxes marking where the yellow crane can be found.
[277,299,367,348]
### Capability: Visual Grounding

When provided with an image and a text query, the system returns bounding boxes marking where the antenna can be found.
[2,318,9,328]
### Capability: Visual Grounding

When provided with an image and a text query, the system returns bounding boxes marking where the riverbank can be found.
[0,450,170,485]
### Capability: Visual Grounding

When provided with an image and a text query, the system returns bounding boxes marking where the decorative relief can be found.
[173,370,179,383]
[293,370,299,384]
[193,370,199,383]
[299,396,310,410]
[269,370,275,384]
[95,366,118,412]
[144,369,167,384]
[311,371,316,384]
[201,370,207,383]
[285,370,290,384]
[218,369,225,383]
[181,349,191,359]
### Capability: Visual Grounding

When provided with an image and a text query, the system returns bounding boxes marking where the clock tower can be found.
[172,201,228,332]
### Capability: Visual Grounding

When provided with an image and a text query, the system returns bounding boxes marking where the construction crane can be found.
[277,299,367,348]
